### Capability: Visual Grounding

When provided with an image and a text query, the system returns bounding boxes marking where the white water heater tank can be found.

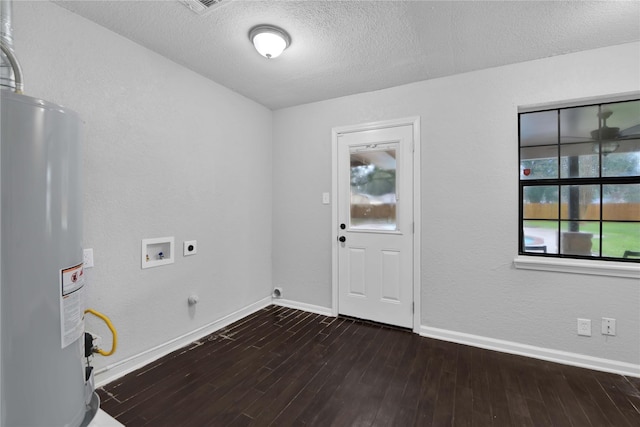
[1,90,88,426]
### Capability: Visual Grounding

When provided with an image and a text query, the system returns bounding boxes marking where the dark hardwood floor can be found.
[97,305,640,426]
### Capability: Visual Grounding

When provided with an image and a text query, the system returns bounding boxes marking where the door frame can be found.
[331,116,421,332]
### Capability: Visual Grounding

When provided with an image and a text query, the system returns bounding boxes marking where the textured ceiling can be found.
[53,0,640,110]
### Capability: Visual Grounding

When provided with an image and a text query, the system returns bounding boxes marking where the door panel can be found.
[348,247,366,297]
[337,125,413,328]
[381,250,401,302]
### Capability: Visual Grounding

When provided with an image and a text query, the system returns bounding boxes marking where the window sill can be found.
[513,256,640,279]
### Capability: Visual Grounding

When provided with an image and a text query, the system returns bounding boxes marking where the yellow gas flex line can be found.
[84,308,117,356]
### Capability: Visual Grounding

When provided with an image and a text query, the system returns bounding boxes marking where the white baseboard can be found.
[94,297,272,387]
[94,297,638,388]
[420,325,640,378]
[272,298,333,317]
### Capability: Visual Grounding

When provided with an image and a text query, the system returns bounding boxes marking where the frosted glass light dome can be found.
[249,25,291,59]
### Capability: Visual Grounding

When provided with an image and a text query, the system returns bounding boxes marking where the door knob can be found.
[338,236,346,243]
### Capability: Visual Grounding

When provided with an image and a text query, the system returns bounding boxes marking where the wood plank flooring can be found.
[97,305,640,426]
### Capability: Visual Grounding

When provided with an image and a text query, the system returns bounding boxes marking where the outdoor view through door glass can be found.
[350,145,397,230]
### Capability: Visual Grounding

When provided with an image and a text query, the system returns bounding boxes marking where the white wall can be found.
[273,42,640,367]
[11,1,273,376]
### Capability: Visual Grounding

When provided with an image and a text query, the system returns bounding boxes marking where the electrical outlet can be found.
[602,318,616,336]
[86,332,102,349]
[577,318,591,336]
[83,248,94,268]
[184,240,197,256]
[93,334,102,349]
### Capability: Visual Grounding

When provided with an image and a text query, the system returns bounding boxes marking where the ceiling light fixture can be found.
[249,25,291,59]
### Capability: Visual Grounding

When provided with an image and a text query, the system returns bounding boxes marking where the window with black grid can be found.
[519,99,640,262]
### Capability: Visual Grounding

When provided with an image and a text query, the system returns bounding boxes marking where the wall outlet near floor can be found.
[86,332,102,350]
[577,318,591,336]
[602,318,616,336]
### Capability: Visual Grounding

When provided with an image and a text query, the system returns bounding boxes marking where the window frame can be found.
[517,93,640,268]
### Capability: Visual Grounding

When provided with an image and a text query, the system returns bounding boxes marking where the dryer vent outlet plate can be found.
[184,240,197,256]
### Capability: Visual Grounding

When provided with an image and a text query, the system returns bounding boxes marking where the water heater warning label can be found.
[60,263,85,349]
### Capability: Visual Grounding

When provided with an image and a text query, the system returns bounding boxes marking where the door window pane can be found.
[350,146,397,230]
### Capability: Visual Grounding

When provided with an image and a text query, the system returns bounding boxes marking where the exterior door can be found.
[337,124,414,328]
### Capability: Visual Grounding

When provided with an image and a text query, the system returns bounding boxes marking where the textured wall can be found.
[272,42,640,364]
[11,1,273,373]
